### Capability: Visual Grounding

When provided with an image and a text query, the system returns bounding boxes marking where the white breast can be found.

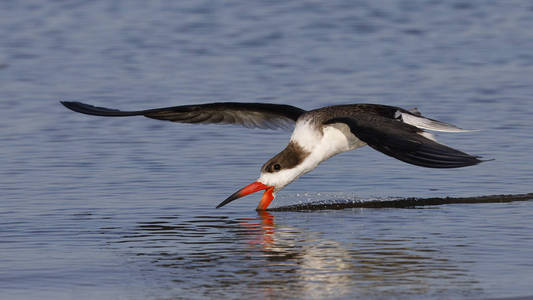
[290,120,323,152]
[290,120,366,171]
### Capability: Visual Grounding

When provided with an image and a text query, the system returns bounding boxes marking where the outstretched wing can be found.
[325,114,483,168]
[61,101,306,130]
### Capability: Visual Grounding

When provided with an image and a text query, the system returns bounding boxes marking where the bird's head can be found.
[216,142,311,210]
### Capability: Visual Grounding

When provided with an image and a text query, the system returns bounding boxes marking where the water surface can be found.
[1,1,533,299]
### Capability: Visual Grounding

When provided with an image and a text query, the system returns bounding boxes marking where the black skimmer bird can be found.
[61,101,485,210]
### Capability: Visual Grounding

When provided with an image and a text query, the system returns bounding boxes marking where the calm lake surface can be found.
[1,1,533,299]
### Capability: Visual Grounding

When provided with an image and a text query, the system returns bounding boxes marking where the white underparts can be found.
[289,120,323,152]
[290,120,366,163]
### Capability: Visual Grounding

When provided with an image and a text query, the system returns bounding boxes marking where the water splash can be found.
[271,193,533,211]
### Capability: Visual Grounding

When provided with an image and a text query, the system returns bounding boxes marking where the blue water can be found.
[1,1,533,299]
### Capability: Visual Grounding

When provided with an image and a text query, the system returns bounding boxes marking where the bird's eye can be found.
[273,163,281,171]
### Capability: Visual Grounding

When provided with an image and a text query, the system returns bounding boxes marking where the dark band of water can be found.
[270,193,533,211]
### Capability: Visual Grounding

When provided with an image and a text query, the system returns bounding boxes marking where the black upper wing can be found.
[325,114,483,168]
[61,101,306,130]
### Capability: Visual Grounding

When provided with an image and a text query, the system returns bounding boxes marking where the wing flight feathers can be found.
[325,116,483,168]
[61,101,305,130]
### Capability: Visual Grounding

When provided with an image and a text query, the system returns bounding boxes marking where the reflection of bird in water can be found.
[62,101,485,210]
[238,211,355,298]
[241,211,477,299]
[118,211,477,298]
